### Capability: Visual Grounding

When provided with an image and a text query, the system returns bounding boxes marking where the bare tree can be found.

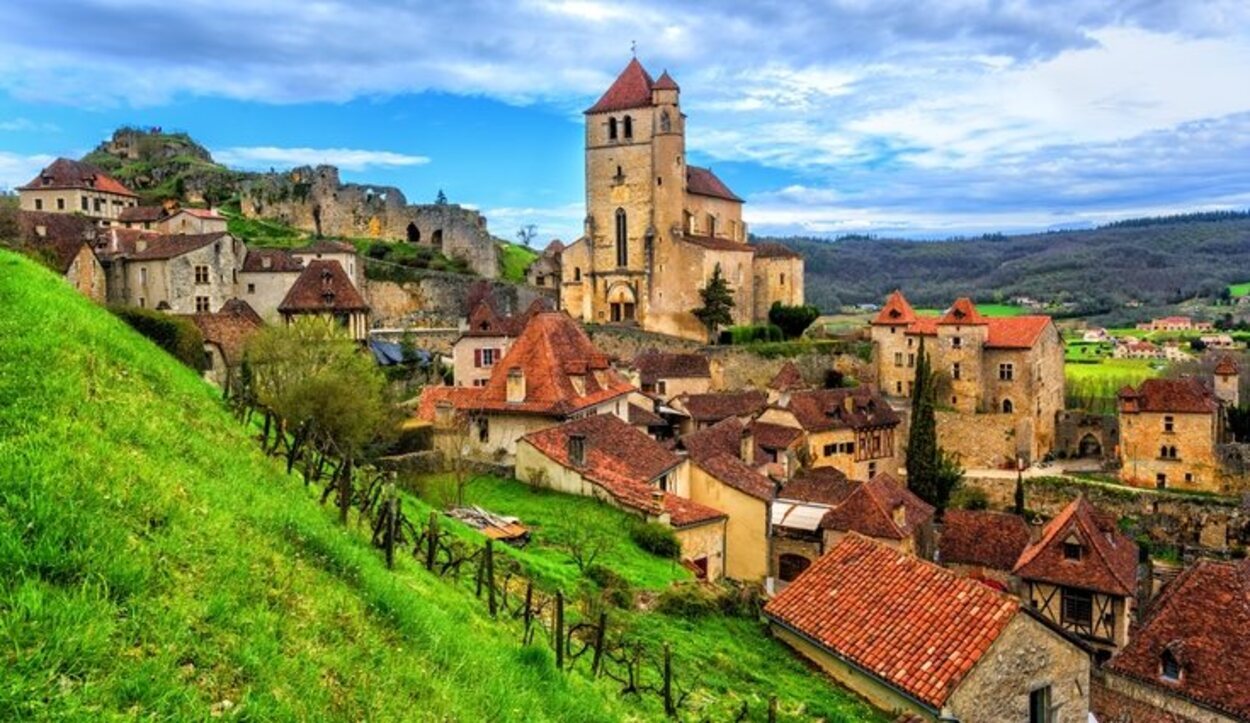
[516,224,538,248]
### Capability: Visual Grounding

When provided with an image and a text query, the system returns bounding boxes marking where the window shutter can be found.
[474,349,482,367]
[495,348,503,362]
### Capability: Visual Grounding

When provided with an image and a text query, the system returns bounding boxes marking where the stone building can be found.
[18,211,107,303]
[1014,496,1138,661]
[18,158,140,226]
[514,414,728,580]
[750,243,805,320]
[1213,356,1240,408]
[764,534,1091,723]
[237,248,307,322]
[452,294,552,388]
[1093,558,1250,723]
[1118,378,1226,492]
[627,348,714,399]
[97,230,243,314]
[157,207,228,235]
[558,59,804,341]
[278,260,370,341]
[870,291,1065,466]
[526,240,563,288]
[669,389,768,436]
[756,386,901,480]
[182,298,264,389]
[239,165,500,278]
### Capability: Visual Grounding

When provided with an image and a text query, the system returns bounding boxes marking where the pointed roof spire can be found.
[938,297,987,325]
[871,290,917,326]
[585,58,655,114]
[653,70,679,91]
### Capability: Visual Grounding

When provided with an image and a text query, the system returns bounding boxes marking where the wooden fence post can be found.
[768,695,777,723]
[523,581,534,644]
[338,456,353,524]
[425,511,438,571]
[385,497,399,569]
[485,539,496,617]
[591,610,607,677]
[662,642,674,717]
[555,590,565,671]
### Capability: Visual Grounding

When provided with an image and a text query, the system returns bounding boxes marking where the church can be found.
[559,59,804,341]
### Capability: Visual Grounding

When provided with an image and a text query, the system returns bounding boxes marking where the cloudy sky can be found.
[2,0,1249,241]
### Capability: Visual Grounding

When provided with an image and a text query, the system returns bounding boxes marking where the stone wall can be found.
[239,165,500,278]
[935,410,1032,469]
[1093,669,1237,723]
[1056,410,1119,462]
[365,272,552,329]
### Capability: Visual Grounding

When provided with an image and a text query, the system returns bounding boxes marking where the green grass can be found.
[1065,357,1162,385]
[221,206,309,247]
[0,250,881,721]
[1229,281,1250,298]
[913,303,1028,317]
[498,242,538,283]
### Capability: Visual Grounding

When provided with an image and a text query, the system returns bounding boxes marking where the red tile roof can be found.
[183,298,264,365]
[784,387,900,432]
[820,473,934,541]
[278,260,369,313]
[1214,355,1240,376]
[678,390,768,423]
[20,157,137,197]
[681,234,753,252]
[681,416,747,462]
[415,385,484,422]
[585,58,655,113]
[627,403,666,428]
[632,348,711,383]
[652,70,679,91]
[885,294,1052,349]
[872,290,918,326]
[119,205,166,223]
[764,534,1021,710]
[472,312,634,416]
[128,232,230,261]
[938,509,1033,572]
[18,211,99,273]
[750,420,803,452]
[241,248,304,273]
[1105,558,1250,719]
[777,466,857,506]
[982,316,1052,349]
[750,242,802,259]
[938,297,987,325]
[693,452,775,502]
[663,492,726,527]
[1119,377,1218,415]
[1014,496,1137,597]
[768,361,806,391]
[686,165,743,202]
[177,207,223,219]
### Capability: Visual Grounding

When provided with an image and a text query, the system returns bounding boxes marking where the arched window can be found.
[778,554,811,582]
[1169,445,1178,459]
[660,110,671,133]
[623,115,633,139]
[615,208,628,267]
[1002,399,1014,414]
[1160,445,1168,458]
[573,267,582,281]
[406,222,420,244]
[707,214,717,237]
[608,117,618,140]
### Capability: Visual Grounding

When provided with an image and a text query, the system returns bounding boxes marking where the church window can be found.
[623,115,633,139]
[660,110,671,133]
[615,208,628,267]
[608,117,618,140]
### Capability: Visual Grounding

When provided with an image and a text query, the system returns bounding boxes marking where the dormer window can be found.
[506,367,526,403]
[1063,540,1082,561]
[1161,650,1181,682]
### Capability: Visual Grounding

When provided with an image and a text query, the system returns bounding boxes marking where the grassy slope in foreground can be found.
[0,251,627,721]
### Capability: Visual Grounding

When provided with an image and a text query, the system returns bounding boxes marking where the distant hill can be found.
[80,126,247,206]
[758,211,1250,320]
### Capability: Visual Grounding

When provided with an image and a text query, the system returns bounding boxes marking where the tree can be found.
[1013,465,1026,515]
[516,224,538,248]
[435,189,448,205]
[906,337,939,506]
[693,263,735,342]
[768,302,820,339]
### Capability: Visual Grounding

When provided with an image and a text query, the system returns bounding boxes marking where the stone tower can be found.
[1214,356,1240,407]
[935,298,990,413]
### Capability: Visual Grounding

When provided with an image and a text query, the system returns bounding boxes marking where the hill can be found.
[761,211,1250,320]
[81,127,245,206]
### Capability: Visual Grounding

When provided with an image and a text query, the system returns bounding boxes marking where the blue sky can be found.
[2,1,1250,242]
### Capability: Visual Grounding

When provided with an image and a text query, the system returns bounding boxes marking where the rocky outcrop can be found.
[240,166,500,278]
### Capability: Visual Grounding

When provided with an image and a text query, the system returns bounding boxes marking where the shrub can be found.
[629,521,681,559]
[655,584,717,619]
[585,563,633,608]
[719,324,785,345]
[768,302,821,339]
[955,487,989,511]
[109,305,206,371]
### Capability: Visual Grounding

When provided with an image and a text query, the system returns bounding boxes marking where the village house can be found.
[669,389,768,435]
[768,469,933,589]
[765,361,808,401]
[97,229,243,314]
[158,207,228,235]
[289,240,364,290]
[1093,557,1250,723]
[452,293,551,388]
[756,386,901,480]
[237,247,306,322]
[1014,496,1138,660]
[750,418,803,479]
[1137,316,1214,332]
[764,534,1091,723]
[558,59,803,341]
[416,311,635,463]
[18,158,140,225]
[17,211,107,302]
[679,418,776,581]
[1083,328,1112,343]
[514,414,728,580]
[870,291,1065,466]
[181,298,264,390]
[118,205,168,230]
[1114,339,1165,360]
[627,348,714,399]
[1118,378,1226,492]
[1200,333,1237,350]
[278,260,370,340]
[1213,355,1240,408]
[525,239,563,288]
[936,508,1034,589]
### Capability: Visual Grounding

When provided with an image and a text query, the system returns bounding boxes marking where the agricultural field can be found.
[1229,281,1250,298]
[913,303,1030,317]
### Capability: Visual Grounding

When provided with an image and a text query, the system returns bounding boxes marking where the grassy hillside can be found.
[499,241,539,282]
[82,128,244,206]
[0,250,633,720]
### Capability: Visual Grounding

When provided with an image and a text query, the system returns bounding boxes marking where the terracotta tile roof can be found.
[241,248,304,273]
[938,509,1032,572]
[291,239,355,254]
[278,260,368,313]
[18,211,98,273]
[873,290,918,326]
[820,473,934,541]
[632,348,711,383]
[93,227,157,261]
[1014,496,1138,597]
[764,534,1021,710]
[652,70,679,91]
[628,403,666,428]
[938,297,987,325]
[415,385,484,422]
[686,165,743,202]
[183,298,264,365]
[585,58,655,113]
[19,157,137,197]
[901,310,1052,349]
[473,312,634,416]
[1105,558,1250,719]
[768,361,806,391]
[693,452,775,502]
[681,416,747,462]
[520,414,690,518]
[750,242,802,259]
[177,207,223,219]
[679,390,768,423]
[119,205,166,223]
[463,295,553,338]
[663,492,726,527]
[128,232,230,261]
[750,420,803,451]
[784,387,899,432]
[1214,356,1240,376]
[777,466,857,506]
[681,234,753,252]
[1119,377,1218,415]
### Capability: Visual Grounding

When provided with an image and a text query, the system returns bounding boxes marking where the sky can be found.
[2,1,1250,242]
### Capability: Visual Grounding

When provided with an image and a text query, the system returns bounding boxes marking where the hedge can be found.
[109,305,207,371]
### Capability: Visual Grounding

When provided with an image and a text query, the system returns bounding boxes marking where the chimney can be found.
[843,394,855,414]
[506,367,526,403]
[892,504,907,529]
[568,433,586,467]
[136,239,147,253]
[1029,514,1045,543]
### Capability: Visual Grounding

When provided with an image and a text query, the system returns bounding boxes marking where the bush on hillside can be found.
[655,584,718,619]
[629,521,681,560]
[718,323,785,345]
[768,302,821,339]
[109,305,206,371]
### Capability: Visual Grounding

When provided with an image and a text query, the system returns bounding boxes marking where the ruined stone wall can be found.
[365,272,552,329]
[239,165,499,278]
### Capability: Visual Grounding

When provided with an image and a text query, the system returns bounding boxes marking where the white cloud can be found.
[0,152,55,191]
[0,118,58,132]
[213,146,430,172]
[484,202,584,243]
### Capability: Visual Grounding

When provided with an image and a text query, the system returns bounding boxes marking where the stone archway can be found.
[406,222,420,244]
[606,282,636,323]
[431,229,443,251]
[1078,433,1102,458]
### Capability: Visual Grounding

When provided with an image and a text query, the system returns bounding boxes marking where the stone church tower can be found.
[559,59,803,341]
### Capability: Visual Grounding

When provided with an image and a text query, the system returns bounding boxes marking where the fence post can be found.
[555,590,565,671]
[338,456,353,524]
[523,581,534,644]
[662,642,674,717]
[425,511,438,571]
[768,695,777,723]
[485,539,496,618]
[385,497,399,569]
[591,610,607,677]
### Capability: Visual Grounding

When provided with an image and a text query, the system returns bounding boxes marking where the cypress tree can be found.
[1014,465,1026,516]
[906,337,939,506]
[693,263,736,343]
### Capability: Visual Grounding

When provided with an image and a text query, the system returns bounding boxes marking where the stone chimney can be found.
[1029,514,1046,543]
[506,367,526,403]
[843,394,856,415]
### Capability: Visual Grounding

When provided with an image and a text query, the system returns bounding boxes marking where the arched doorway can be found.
[606,282,636,323]
[1078,433,1102,458]
[406,222,420,244]
[431,229,443,251]
[312,205,323,238]
[778,554,811,583]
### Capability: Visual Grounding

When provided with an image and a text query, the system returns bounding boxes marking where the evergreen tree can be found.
[435,189,448,205]
[906,337,939,505]
[1014,465,1026,515]
[693,263,735,343]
